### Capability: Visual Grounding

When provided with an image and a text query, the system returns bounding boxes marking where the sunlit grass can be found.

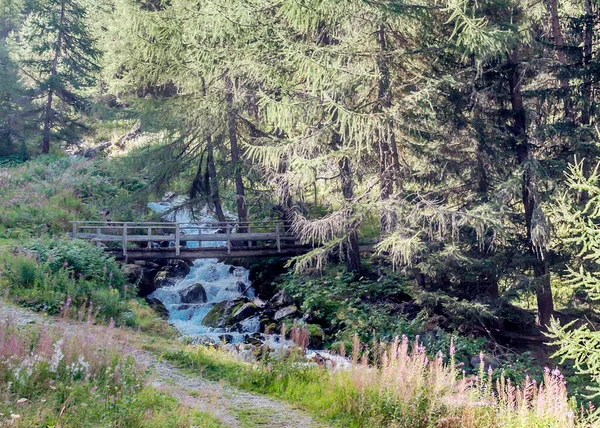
[164,336,589,428]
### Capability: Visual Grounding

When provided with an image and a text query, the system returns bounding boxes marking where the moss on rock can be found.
[201,301,229,328]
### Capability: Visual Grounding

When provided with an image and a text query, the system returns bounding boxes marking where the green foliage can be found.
[548,319,600,400]
[283,267,421,344]
[27,237,125,286]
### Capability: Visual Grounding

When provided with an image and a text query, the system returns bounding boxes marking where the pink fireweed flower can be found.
[63,261,68,268]
[449,338,456,356]
[65,298,72,308]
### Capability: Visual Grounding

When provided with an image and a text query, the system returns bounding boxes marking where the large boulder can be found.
[236,281,248,294]
[202,301,229,328]
[170,259,192,277]
[270,290,292,308]
[123,263,159,297]
[274,305,297,321]
[202,298,249,328]
[122,263,143,281]
[252,297,267,309]
[138,268,160,297]
[232,303,258,324]
[179,283,207,304]
[306,324,326,348]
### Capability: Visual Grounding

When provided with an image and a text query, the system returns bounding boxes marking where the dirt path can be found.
[0,301,328,428]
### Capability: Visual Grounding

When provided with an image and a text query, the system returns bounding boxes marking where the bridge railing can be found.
[71,221,295,257]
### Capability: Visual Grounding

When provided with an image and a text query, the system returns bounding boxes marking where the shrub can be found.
[27,238,125,289]
[0,241,130,323]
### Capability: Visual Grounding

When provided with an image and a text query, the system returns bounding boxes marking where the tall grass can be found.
[0,156,146,240]
[167,335,591,427]
[0,310,220,427]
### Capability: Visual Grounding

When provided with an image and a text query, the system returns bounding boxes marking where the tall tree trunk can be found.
[339,155,361,273]
[277,160,294,233]
[508,62,554,326]
[376,24,397,234]
[582,0,593,125]
[545,0,573,120]
[207,135,227,224]
[224,73,248,230]
[330,121,361,273]
[473,113,489,197]
[42,0,65,154]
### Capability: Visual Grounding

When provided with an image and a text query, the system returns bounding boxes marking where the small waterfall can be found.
[147,200,258,343]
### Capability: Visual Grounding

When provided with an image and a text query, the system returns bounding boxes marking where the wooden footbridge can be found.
[71,221,309,260]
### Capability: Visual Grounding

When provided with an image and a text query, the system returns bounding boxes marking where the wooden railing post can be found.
[147,227,152,249]
[175,223,180,256]
[276,222,281,253]
[96,227,101,247]
[248,224,252,248]
[122,223,128,258]
[226,223,231,255]
[72,222,78,240]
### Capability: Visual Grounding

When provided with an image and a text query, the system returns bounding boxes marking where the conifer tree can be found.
[17,0,99,153]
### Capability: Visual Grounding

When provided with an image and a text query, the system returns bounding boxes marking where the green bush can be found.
[27,238,125,289]
[0,240,131,323]
[282,267,421,344]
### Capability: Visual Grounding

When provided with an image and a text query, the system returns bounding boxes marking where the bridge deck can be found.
[71,221,308,260]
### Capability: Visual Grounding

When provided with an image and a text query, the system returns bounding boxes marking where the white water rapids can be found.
[147,201,258,343]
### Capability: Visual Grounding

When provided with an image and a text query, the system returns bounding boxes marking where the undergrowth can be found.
[0,155,146,240]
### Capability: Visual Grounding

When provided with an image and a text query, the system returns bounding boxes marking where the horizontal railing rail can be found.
[70,220,296,258]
